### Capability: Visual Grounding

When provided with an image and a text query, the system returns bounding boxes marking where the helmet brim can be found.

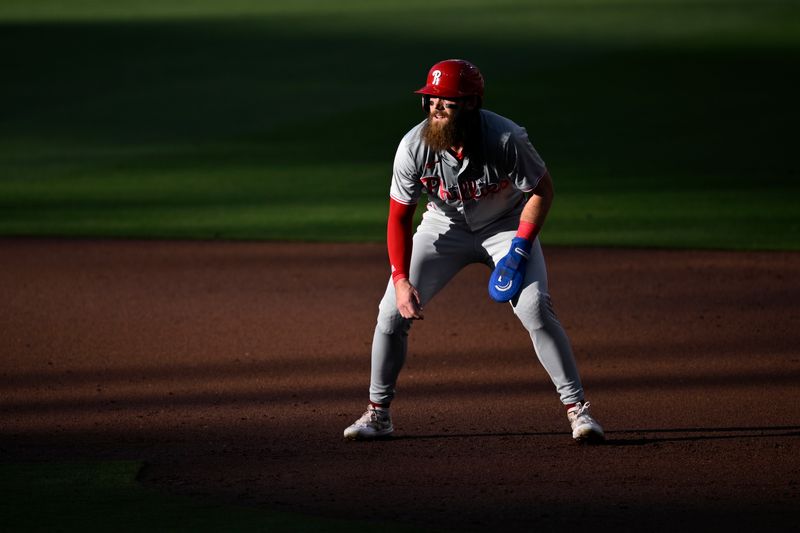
[414,85,468,99]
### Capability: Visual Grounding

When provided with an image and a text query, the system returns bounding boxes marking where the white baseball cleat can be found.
[343,405,394,440]
[567,401,605,443]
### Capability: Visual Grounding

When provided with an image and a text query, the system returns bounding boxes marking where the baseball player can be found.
[344,59,604,443]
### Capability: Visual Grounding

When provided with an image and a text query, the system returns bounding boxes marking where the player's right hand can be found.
[394,278,424,320]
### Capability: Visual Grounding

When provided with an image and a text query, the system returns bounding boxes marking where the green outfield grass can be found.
[0,461,423,532]
[1,0,798,249]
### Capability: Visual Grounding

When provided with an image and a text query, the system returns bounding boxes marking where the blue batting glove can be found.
[488,237,532,302]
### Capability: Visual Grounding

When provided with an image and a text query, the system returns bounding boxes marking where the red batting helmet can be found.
[415,59,484,101]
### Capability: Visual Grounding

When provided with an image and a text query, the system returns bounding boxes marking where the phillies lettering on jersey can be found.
[420,174,511,203]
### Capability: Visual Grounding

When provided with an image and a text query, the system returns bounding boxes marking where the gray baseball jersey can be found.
[389,109,548,231]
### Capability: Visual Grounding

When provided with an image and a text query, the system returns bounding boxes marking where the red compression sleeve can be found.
[516,220,541,241]
[387,198,416,283]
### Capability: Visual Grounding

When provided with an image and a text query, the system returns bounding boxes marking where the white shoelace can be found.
[359,407,388,426]
[570,402,596,426]
[575,401,592,417]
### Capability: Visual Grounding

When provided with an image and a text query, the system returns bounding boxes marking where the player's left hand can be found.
[488,237,531,302]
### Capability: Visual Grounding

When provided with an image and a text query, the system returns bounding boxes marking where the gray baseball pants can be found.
[369,209,585,406]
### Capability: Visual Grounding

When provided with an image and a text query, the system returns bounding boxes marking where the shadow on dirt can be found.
[385,425,800,446]
[603,425,800,446]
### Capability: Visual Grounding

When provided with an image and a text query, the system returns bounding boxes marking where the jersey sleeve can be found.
[505,127,547,193]
[389,136,423,205]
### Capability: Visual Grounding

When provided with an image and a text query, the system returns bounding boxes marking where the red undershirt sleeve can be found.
[387,198,416,283]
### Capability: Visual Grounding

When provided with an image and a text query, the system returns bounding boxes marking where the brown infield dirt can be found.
[1,238,799,532]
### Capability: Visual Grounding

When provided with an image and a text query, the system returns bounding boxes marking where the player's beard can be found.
[422,112,464,152]
[422,110,478,153]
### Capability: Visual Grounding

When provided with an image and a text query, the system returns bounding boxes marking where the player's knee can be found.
[513,289,557,331]
[376,304,412,336]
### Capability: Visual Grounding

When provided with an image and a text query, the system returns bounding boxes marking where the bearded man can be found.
[343,59,605,443]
